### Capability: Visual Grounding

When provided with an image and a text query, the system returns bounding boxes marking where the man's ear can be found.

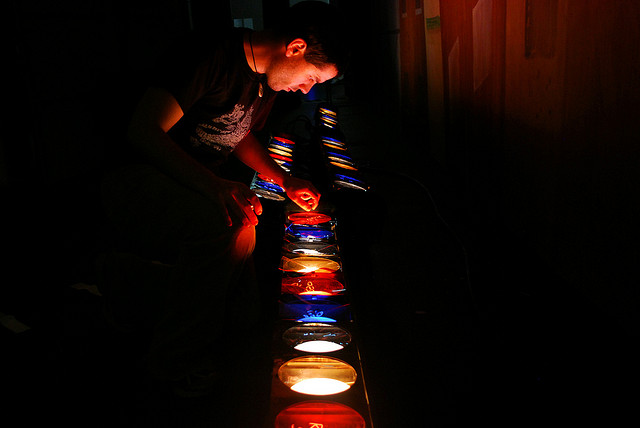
[285,38,307,58]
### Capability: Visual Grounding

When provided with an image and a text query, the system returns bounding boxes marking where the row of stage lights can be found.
[316,107,369,194]
[250,106,372,427]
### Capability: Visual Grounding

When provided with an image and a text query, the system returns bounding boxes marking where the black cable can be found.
[359,164,479,317]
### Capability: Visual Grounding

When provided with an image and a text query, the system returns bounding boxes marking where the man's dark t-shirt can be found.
[152,28,277,170]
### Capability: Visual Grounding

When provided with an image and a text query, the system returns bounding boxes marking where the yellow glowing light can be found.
[294,340,344,353]
[291,378,350,395]
[299,290,332,296]
[328,156,355,166]
[283,323,352,352]
[322,137,345,147]
[269,146,293,156]
[278,356,357,396]
[281,256,341,273]
[319,108,337,117]
[324,142,346,151]
[330,161,357,171]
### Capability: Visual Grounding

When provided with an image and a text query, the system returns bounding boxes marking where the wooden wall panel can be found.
[436,0,640,325]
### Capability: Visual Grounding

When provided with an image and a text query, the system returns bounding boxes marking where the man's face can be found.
[265,44,338,94]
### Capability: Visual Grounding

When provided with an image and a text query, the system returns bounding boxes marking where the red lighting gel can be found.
[288,212,332,225]
[282,276,345,296]
[270,153,293,162]
[275,401,365,428]
[273,136,296,145]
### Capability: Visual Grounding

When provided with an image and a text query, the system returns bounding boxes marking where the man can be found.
[99,1,349,396]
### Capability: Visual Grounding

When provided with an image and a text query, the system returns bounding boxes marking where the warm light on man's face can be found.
[266,55,338,94]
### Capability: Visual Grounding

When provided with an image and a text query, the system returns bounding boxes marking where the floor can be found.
[2,86,638,427]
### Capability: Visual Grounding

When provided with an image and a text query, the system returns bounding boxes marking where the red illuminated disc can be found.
[288,212,332,225]
[273,136,296,145]
[275,401,365,428]
[270,153,293,162]
[281,276,345,296]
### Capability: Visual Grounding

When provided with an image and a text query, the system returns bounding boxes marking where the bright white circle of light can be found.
[290,378,351,395]
[294,340,344,353]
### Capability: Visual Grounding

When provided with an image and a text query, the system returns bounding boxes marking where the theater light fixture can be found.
[283,323,352,353]
[275,401,365,428]
[282,241,340,256]
[281,275,345,295]
[278,356,357,396]
[285,224,335,242]
[281,256,341,274]
[287,212,332,225]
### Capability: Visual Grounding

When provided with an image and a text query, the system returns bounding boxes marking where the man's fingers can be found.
[248,192,263,216]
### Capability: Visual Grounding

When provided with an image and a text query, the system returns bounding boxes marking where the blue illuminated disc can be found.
[297,316,337,323]
[254,180,284,193]
[334,173,365,187]
[321,137,343,145]
[326,151,353,162]
[273,159,293,169]
[271,140,294,150]
[286,224,334,241]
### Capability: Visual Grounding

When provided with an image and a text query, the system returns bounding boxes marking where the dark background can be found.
[2,0,639,426]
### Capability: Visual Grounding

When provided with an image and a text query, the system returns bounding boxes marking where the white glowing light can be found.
[294,340,344,353]
[290,378,351,395]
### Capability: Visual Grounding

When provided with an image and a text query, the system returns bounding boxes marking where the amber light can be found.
[324,141,347,151]
[268,146,293,156]
[330,161,358,171]
[278,356,357,396]
[275,401,365,428]
[319,107,337,117]
[281,256,341,274]
[321,137,345,147]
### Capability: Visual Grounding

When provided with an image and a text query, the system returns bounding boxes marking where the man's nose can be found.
[299,82,314,94]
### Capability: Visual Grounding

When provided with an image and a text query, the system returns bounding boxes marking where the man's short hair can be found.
[275,1,350,76]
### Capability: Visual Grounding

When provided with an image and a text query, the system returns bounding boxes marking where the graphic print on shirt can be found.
[191,103,253,152]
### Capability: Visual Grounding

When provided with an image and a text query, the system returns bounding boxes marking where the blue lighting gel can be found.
[298,315,337,323]
[326,151,353,162]
[254,180,285,193]
[334,173,366,187]
[271,140,294,150]
[286,224,334,241]
[321,136,344,145]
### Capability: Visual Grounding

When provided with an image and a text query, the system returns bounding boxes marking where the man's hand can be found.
[283,176,321,211]
[208,178,263,227]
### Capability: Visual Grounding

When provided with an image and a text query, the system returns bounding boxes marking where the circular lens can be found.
[275,401,365,428]
[281,256,341,273]
[283,323,352,352]
[278,356,357,395]
[287,212,332,225]
[281,275,345,295]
